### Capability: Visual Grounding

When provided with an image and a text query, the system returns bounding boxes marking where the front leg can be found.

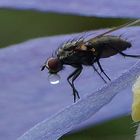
[67,65,83,102]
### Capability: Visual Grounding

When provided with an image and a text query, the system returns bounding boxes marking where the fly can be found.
[41,19,140,102]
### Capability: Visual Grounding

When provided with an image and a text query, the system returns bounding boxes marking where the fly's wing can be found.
[87,19,140,42]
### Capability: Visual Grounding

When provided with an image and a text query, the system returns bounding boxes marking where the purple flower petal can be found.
[0,26,140,140]
[18,61,140,140]
[0,0,140,18]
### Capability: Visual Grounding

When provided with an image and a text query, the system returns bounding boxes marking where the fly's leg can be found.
[67,66,83,102]
[96,59,111,81]
[94,55,111,81]
[119,52,140,58]
[110,46,140,58]
[71,68,82,100]
[92,65,107,83]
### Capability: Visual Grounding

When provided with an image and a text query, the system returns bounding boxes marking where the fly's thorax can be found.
[56,39,84,60]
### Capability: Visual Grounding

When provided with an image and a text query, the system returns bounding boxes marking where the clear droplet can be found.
[48,74,60,85]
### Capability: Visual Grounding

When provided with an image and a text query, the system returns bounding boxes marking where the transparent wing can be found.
[87,19,140,42]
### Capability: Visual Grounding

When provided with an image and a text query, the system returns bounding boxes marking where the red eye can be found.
[47,57,62,73]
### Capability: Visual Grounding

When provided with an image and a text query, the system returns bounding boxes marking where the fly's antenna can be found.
[41,59,49,71]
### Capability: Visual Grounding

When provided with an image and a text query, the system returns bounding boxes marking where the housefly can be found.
[41,19,140,102]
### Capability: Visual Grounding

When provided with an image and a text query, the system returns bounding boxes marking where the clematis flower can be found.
[0,1,140,140]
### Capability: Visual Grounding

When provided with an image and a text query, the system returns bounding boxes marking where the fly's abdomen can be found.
[90,36,131,58]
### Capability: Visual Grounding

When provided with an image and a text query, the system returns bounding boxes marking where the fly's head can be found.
[41,57,63,74]
[41,57,63,84]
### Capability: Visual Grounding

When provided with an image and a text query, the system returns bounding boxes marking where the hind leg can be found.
[92,64,107,83]
[110,46,140,58]
[94,54,111,82]
[119,52,140,58]
[96,60,111,81]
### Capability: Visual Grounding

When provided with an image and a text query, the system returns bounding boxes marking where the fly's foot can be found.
[73,88,80,103]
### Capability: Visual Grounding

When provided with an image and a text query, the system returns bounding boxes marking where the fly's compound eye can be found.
[47,57,63,74]
[47,58,62,85]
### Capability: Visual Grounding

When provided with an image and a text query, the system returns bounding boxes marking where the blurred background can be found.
[0,9,138,140]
